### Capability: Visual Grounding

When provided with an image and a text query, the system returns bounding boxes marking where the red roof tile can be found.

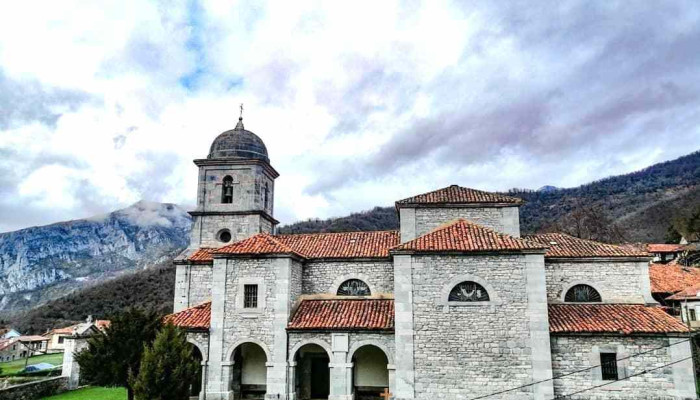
[666,283,700,301]
[217,234,304,257]
[188,231,399,262]
[391,219,546,253]
[276,230,399,259]
[649,264,700,295]
[548,304,688,334]
[164,302,211,330]
[288,299,394,331]
[525,233,650,258]
[189,248,216,262]
[647,243,685,253]
[396,185,523,206]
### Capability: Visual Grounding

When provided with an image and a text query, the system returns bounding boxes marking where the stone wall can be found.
[550,335,695,399]
[410,254,540,399]
[195,165,274,216]
[174,263,213,312]
[412,206,520,239]
[187,331,210,361]
[302,260,394,295]
[545,260,654,304]
[190,213,271,248]
[0,377,68,400]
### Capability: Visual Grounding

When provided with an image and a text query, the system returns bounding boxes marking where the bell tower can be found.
[189,115,279,248]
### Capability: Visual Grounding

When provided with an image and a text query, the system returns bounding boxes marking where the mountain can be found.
[0,201,191,313]
[279,150,700,242]
[537,185,559,192]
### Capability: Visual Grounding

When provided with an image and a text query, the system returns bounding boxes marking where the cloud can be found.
[1,0,699,232]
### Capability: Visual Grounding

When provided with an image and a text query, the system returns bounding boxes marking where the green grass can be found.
[41,386,127,400]
[0,353,64,376]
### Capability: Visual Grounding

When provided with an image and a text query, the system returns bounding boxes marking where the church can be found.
[167,117,696,400]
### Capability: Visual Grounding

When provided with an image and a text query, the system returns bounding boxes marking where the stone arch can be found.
[329,274,376,296]
[440,274,500,305]
[225,338,271,362]
[187,338,208,361]
[561,281,604,303]
[288,338,332,362]
[346,340,394,364]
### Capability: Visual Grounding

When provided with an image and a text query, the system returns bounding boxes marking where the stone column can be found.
[200,361,208,400]
[524,254,554,400]
[174,263,191,313]
[287,362,297,400]
[393,255,415,400]
[206,258,231,400]
[330,333,351,400]
[387,364,396,397]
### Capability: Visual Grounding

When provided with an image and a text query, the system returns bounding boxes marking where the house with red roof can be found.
[165,118,695,400]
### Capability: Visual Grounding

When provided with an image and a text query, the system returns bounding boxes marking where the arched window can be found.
[448,281,490,302]
[337,279,371,296]
[565,284,602,303]
[222,176,234,203]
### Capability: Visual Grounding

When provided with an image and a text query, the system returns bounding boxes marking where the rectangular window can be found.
[600,353,618,381]
[244,285,258,308]
[58,336,65,344]
[690,309,697,321]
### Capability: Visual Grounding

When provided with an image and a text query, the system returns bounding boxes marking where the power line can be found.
[554,356,693,399]
[468,336,693,400]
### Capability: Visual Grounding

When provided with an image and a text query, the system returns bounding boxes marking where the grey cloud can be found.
[0,69,92,129]
[305,1,700,195]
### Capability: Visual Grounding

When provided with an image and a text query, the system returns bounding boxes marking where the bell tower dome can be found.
[189,115,279,248]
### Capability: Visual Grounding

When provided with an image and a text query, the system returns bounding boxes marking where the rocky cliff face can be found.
[0,201,191,311]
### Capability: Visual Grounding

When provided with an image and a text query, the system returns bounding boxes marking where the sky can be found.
[1,0,699,233]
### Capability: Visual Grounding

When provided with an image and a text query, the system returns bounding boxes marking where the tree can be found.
[75,308,161,400]
[664,224,683,244]
[547,203,627,243]
[131,323,199,400]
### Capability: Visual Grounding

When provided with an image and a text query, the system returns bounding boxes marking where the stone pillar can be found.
[669,337,696,398]
[266,257,294,399]
[387,364,396,397]
[61,336,89,390]
[206,258,231,400]
[393,255,415,400]
[200,361,208,400]
[174,263,191,313]
[399,208,416,243]
[287,362,297,400]
[330,333,351,400]
[524,254,554,400]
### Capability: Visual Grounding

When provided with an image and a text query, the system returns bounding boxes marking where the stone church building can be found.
[167,118,696,400]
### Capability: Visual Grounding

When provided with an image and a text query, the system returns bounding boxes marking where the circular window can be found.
[217,229,232,243]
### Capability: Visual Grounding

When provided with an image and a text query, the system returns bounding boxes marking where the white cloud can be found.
[0,0,699,232]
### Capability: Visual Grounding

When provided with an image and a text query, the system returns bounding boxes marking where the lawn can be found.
[0,353,64,376]
[42,386,126,400]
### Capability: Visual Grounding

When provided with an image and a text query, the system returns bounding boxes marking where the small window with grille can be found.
[600,353,618,381]
[244,285,258,308]
[337,279,371,296]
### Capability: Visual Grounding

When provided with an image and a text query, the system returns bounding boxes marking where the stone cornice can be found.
[188,210,279,225]
[193,158,280,178]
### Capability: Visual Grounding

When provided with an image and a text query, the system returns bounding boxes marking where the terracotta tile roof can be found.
[548,304,689,334]
[391,219,546,253]
[164,302,211,330]
[396,185,523,206]
[647,243,685,253]
[189,248,216,262]
[524,233,650,258]
[17,335,49,342]
[95,320,110,330]
[666,284,700,301]
[188,231,399,262]
[649,264,700,295]
[288,299,394,331]
[217,234,305,257]
[275,230,399,259]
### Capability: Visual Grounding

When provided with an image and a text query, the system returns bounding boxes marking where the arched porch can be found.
[229,342,268,400]
[349,344,392,400]
[289,342,332,400]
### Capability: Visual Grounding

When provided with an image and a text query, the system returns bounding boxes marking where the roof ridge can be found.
[275,230,399,238]
[396,185,523,205]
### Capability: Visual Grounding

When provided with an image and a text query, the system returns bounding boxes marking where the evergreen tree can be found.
[75,308,161,400]
[131,323,199,400]
[665,224,683,244]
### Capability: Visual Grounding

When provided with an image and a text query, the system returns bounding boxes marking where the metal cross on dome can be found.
[239,103,244,119]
